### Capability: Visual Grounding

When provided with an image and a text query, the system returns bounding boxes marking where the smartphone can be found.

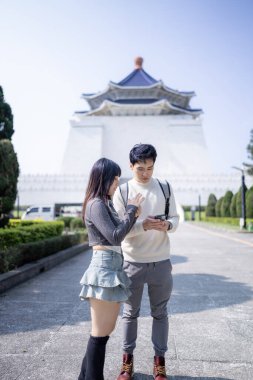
[154,214,166,221]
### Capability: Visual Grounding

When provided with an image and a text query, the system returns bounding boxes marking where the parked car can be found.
[21,205,56,221]
[21,204,82,221]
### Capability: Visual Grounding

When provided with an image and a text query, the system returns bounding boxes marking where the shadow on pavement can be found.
[1,248,253,334]
[138,272,253,316]
[133,372,232,380]
[1,271,252,334]
[170,255,188,265]
[133,374,233,379]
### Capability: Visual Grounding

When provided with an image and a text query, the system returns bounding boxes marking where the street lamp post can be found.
[198,194,201,221]
[232,166,246,229]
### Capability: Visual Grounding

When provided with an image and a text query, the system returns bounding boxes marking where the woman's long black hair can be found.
[82,158,121,219]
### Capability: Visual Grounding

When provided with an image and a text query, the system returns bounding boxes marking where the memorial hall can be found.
[18,58,252,208]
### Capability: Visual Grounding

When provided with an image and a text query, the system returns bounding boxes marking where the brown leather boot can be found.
[153,356,167,379]
[117,353,134,380]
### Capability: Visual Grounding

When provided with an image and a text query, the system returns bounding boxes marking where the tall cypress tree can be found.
[244,129,253,175]
[215,197,224,217]
[246,186,253,218]
[0,86,14,140]
[221,191,233,217]
[230,193,237,217]
[206,193,217,216]
[0,86,19,227]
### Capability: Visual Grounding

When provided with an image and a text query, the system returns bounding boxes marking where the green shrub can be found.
[246,186,253,218]
[221,191,233,217]
[183,205,205,212]
[0,231,88,273]
[57,216,75,228]
[0,221,64,249]
[215,197,223,217]
[202,216,253,228]
[8,219,44,228]
[70,217,84,231]
[206,194,217,217]
[203,216,240,226]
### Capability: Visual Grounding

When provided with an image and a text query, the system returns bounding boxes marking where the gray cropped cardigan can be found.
[85,198,137,246]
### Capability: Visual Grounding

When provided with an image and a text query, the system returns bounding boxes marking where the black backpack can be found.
[119,179,171,219]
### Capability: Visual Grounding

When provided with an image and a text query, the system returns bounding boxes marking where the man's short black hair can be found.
[129,144,157,165]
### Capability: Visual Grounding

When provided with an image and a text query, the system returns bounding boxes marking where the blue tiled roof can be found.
[117,68,158,87]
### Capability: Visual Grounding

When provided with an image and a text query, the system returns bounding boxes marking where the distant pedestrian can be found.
[77,157,144,380]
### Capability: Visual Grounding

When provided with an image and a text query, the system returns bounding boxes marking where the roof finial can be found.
[135,56,143,69]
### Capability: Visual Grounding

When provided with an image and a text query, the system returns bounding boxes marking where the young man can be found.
[113,144,179,380]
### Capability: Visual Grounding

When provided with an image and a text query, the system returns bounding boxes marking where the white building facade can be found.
[18,58,253,207]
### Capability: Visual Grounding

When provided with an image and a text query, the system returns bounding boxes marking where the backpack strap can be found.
[119,179,171,219]
[157,179,171,219]
[119,182,129,209]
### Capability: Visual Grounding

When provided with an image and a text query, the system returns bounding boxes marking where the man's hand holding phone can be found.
[143,215,172,231]
[154,214,166,221]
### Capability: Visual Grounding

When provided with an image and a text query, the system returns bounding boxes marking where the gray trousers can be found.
[122,258,173,357]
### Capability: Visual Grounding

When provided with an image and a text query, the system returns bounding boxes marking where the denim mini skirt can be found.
[79,249,131,302]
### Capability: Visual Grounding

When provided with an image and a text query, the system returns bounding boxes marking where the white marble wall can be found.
[61,114,212,177]
[20,113,253,208]
[17,173,253,207]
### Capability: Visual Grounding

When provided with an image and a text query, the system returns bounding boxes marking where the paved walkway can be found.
[0,223,253,380]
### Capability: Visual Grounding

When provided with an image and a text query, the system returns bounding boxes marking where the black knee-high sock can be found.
[78,353,87,380]
[78,335,109,380]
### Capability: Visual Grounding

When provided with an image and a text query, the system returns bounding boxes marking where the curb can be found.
[0,242,89,294]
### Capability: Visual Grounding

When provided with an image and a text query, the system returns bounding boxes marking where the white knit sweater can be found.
[113,177,179,263]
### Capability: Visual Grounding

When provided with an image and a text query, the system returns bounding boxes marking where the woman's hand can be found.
[127,193,145,208]
[135,205,142,218]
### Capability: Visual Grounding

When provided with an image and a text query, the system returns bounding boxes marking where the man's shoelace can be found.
[154,364,166,376]
[121,362,133,374]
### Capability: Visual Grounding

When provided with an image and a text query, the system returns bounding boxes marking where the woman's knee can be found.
[92,320,116,336]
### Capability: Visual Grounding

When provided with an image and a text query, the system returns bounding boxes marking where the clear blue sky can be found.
[1,0,253,174]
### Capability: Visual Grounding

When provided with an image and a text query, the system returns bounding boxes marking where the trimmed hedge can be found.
[0,231,87,273]
[57,216,75,228]
[203,216,253,226]
[70,217,84,230]
[0,221,64,249]
[203,217,240,226]
[8,219,44,227]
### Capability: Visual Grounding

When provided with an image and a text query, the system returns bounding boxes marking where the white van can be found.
[21,205,56,221]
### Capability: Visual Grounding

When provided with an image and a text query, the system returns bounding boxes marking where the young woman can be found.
[78,157,144,380]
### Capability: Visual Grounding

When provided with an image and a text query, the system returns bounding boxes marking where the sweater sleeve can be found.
[88,199,138,245]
